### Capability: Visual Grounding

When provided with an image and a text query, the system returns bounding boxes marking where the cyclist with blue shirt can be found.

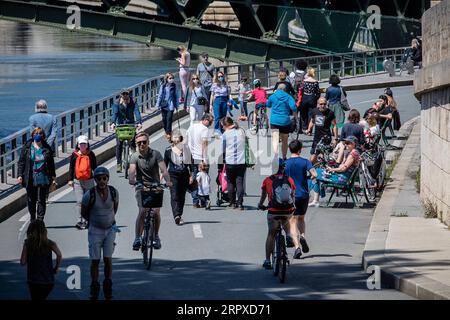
[284,140,317,259]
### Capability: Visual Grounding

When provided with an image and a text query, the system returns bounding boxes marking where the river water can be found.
[0,20,182,138]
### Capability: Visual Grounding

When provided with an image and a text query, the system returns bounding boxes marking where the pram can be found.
[216,164,230,207]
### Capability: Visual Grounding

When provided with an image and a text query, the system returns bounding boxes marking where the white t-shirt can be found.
[222,128,245,165]
[196,171,211,196]
[187,122,209,161]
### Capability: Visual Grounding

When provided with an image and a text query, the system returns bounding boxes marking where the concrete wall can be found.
[415,0,450,226]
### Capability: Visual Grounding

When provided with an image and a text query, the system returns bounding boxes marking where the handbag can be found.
[339,86,350,111]
[193,89,207,106]
[33,170,50,187]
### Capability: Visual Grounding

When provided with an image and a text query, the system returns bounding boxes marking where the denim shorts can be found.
[88,226,116,260]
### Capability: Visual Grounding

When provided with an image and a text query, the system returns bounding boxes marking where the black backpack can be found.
[269,175,294,210]
[81,186,118,221]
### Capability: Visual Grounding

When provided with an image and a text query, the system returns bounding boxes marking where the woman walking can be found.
[221,117,247,210]
[20,220,62,300]
[209,71,231,137]
[68,135,97,230]
[187,74,208,126]
[156,72,179,141]
[176,45,191,103]
[17,127,56,221]
[299,68,320,133]
[325,74,347,131]
[164,132,192,225]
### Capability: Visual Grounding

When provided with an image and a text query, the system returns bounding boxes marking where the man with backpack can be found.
[258,163,296,269]
[196,52,215,110]
[68,135,97,230]
[81,167,119,301]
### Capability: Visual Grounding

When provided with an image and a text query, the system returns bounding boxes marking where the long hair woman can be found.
[20,220,62,300]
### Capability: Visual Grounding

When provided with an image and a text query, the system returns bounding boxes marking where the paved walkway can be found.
[363,119,450,299]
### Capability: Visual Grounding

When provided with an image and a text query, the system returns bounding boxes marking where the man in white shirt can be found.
[186,113,213,208]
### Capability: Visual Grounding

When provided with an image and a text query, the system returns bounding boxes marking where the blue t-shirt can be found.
[284,157,313,199]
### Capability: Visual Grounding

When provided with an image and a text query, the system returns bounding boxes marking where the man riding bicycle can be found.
[128,132,172,251]
[111,89,143,173]
[258,163,296,269]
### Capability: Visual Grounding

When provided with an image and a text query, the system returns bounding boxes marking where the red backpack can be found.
[75,152,92,180]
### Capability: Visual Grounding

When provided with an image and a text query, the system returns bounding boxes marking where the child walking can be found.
[196,162,211,210]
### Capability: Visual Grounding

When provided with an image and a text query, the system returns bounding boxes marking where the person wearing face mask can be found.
[110,89,143,173]
[209,71,231,137]
[156,72,180,141]
[164,132,193,225]
[196,52,215,109]
[187,73,208,127]
[68,135,98,230]
[17,127,56,221]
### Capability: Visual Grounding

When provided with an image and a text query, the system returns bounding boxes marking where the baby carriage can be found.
[216,164,230,207]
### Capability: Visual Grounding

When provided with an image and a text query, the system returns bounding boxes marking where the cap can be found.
[94,166,110,178]
[77,135,88,145]
[344,136,358,145]
[384,88,393,97]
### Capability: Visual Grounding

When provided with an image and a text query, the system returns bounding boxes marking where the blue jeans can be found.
[161,108,174,134]
[213,96,228,134]
[190,163,200,205]
[309,168,352,195]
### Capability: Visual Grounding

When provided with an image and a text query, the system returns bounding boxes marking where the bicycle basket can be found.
[116,126,136,141]
[141,190,164,208]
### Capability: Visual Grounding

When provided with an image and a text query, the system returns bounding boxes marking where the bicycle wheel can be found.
[278,235,287,283]
[142,217,149,266]
[124,141,129,179]
[272,232,280,277]
[377,158,386,189]
[361,165,376,203]
[147,215,155,270]
[260,112,269,137]
[248,111,258,134]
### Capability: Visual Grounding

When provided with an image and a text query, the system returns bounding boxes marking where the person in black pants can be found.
[17,127,56,221]
[20,220,62,300]
[221,117,247,210]
[164,132,192,225]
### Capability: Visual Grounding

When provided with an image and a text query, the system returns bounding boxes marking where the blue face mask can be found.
[218,77,224,82]
[33,134,43,142]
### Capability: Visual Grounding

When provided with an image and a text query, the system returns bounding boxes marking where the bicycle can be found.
[248,104,269,136]
[115,124,137,179]
[138,182,167,270]
[358,151,378,203]
[259,205,289,283]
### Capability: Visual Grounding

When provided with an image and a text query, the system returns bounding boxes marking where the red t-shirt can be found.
[252,88,267,105]
[261,174,296,214]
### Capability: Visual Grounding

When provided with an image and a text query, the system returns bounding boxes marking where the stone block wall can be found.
[415,0,450,225]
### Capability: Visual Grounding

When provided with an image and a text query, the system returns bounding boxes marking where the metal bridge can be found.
[0,0,424,62]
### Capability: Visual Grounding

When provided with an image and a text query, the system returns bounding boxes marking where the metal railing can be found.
[0,46,408,196]
[0,73,168,193]
[218,47,407,90]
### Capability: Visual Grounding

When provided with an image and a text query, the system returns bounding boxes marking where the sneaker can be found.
[153,235,161,250]
[308,201,320,208]
[205,200,211,210]
[132,237,141,251]
[286,235,295,248]
[262,260,272,270]
[293,247,302,259]
[116,163,122,173]
[75,221,83,230]
[174,215,184,226]
[193,203,201,209]
[238,204,244,211]
[103,279,113,300]
[300,237,310,253]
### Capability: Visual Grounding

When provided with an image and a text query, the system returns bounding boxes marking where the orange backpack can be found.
[75,152,91,180]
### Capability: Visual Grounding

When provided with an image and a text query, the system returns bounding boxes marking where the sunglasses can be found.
[192,78,199,80]
[136,140,148,146]
[319,103,327,106]
[95,176,108,182]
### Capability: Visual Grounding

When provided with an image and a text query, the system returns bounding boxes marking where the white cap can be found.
[77,135,89,144]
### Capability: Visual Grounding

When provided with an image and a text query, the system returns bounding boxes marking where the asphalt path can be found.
[0,86,420,300]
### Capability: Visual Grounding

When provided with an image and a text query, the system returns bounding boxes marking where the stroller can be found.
[216,164,230,207]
